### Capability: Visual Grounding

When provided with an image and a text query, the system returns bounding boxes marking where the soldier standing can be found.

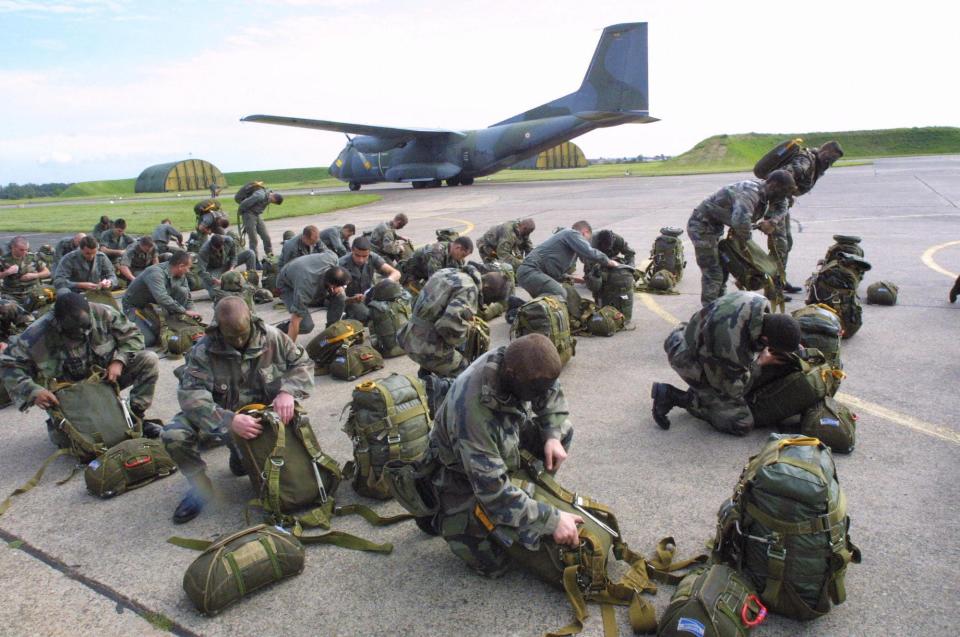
[426,334,580,576]
[397,267,509,378]
[117,236,159,284]
[370,213,412,264]
[650,291,800,436]
[53,236,117,293]
[238,188,283,259]
[517,220,617,300]
[319,224,356,257]
[0,237,50,311]
[275,252,351,340]
[400,237,473,290]
[687,171,795,306]
[121,252,201,347]
[476,218,536,272]
[337,236,401,323]
[162,297,313,523]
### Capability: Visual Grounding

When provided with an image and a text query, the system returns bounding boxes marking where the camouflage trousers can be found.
[664,325,753,436]
[241,212,272,258]
[767,211,793,270]
[687,215,727,307]
[407,346,468,378]
[437,424,574,578]
[516,263,566,301]
[161,413,233,494]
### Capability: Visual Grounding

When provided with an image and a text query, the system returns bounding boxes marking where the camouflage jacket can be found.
[522,228,609,281]
[122,262,193,314]
[396,268,478,354]
[0,297,33,343]
[0,303,143,408]
[370,222,403,257]
[174,316,312,435]
[152,223,183,246]
[119,244,157,272]
[401,241,462,284]
[277,251,340,317]
[477,221,532,268]
[0,252,47,297]
[197,235,240,279]
[594,231,636,265]
[690,180,789,240]
[338,251,387,297]
[666,291,769,399]
[279,234,324,269]
[53,250,117,292]
[430,347,572,549]
[98,229,134,253]
[785,148,824,196]
[238,188,271,216]
[319,226,349,256]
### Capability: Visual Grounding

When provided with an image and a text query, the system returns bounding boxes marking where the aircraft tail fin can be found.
[494,22,650,126]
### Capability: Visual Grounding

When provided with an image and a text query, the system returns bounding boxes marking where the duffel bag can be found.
[866,280,898,305]
[791,304,843,368]
[747,349,841,427]
[598,265,636,323]
[800,396,857,454]
[84,438,178,498]
[586,305,626,337]
[305,319,364,370]
[658,564,767,637]
[330,343,384,381]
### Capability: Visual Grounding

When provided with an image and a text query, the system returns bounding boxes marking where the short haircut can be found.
[168,250,192,267]
[99,215,110,224]
[481,272,511,304]
[210,234,225,249]
[161,218,171,224]
[352,236,372,251]
[820,141,844,158]
[393,213,408,225]
[453,236,474,252]
[761,313,801,353]
[113,218,127,230]
[304,225,319,240]
[342,224,356,234]
[593,230,615,253]
[271,192,284,205]
[10,236,28,249]
[138,236,155,248]
[519,218,536,233]
[53,292,90,321]
[765,170,796,195]
[79,236,99,250]
[323,266,351,288]
[572,220,592,233]
[217,217,230,229]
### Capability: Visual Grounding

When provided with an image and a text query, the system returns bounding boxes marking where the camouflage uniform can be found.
[768,148,826,270]
[594,231,636,266]
[0,303,158,444]
[162,316,312,490]
[400,241,463,289]
[396,268,479,377]
[121,262,194,347]
[430,347,573,576]
[338,251,388,323]
[476,221,533,271]
[663,291,769,436]
[197,235,257,298]
[278,233,324,269]
[370,222,406,263]
[276,252,344,335]
[687,180,789,306]
[238,188,273,257]
[517,228,610,300]
[152,223,184,256]
[53,250,117,293]
[319,225,350,257]
[119,244,158,279]
[0,297,33,344]
[0,251,48,309]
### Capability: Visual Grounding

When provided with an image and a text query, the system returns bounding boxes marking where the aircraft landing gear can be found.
[446,176,461,187]
[411,181,426,189]
[459,176,474,186]
[348,182,361,191]
[429,179,442,188]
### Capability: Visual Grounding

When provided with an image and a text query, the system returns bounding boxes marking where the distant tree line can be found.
[0,182,74,200]
[589,154,671,165]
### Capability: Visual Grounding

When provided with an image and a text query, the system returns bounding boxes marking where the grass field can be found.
[0,193,380,234]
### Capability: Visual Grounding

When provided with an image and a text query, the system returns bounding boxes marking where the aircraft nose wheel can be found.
[348,181,361,191]
[446,176,461,187]
[459,177,474,186]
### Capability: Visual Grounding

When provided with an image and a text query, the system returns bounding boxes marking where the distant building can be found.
[135,159,226,193]
[511,142,589,169]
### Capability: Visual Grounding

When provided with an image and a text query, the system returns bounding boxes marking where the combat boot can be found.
[950,275,960,303]
[783,281,802,293]
[131,405,163,439]
[651,382,690,430]
[173,473,214,524]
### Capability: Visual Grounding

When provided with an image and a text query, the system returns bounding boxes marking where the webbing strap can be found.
[298,531,394,554]
[224,552,246,596]
[335,504,413,526]
[546,565,590,637]
[745,492,847,537]
[600,604,618,637]
[0,448,70,517]
[260,536,283,580]
[263,416,286,516]
[374,382,402,461]
[167,536,214,551]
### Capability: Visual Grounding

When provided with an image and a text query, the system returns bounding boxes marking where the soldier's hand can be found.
[212,278,221,286]
[272,391,295,425]
[105,360,124,382]
[553,511,583,548]
[544,438,568,472]
[185,310,202,320]
[757,220,776,235]
[98,279,112,289]
[3,264,19,276]
[33,389,59,409]
[606,259,619,269]
[757,348,786,367]
[347,294,364,304]
[0,342,6,354]
[230,413,263,439]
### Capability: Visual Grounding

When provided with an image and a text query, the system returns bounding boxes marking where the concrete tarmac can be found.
[1,156,958,636]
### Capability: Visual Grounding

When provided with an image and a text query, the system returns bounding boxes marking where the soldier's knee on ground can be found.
[440,513,512,578]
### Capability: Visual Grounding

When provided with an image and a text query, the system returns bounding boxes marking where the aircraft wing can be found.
[241,114,466,140]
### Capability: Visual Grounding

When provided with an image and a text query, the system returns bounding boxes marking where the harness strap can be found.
[0,448,71,517]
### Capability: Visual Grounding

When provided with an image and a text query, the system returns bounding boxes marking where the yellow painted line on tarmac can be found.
[433,216,476,237]
[920,240,960,279]
[639,289,960,445]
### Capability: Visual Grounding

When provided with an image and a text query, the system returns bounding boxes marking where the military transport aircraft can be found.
[242,22,655,191]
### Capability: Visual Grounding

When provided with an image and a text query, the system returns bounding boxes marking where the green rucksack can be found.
[747,349,841,428]
[186,257,204,291]
[511,295,576,365]
[142,305,205,357]
[435,228,459,242]
[343,374,432,500]
[234,180,265,204]
[791,304,844,368]
[330,343,384,381]
[232,404,343,531]
[717,236,780,294]
[800,396,857,454]
[84,438,178,498]
[586,305,626,337]
[647,226,686,281]
[305,319,365,374]
[866,280,898,305]
[713,434,861,621]
[824,234,864,263]
[461,316,491,363]
[597,265,636,323]
[646,269,678,292]
[193,198,221,222]
[260,255,280,294]
[753,138,803,179]
[368,283,412,359]
[562,282,596,334]
[805,260,867,338]
[657,564,768,637]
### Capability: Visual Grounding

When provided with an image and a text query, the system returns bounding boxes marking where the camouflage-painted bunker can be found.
[511,142,589,170]
[134,159,226,193]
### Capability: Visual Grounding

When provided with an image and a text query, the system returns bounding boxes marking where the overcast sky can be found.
[2,0,957,184]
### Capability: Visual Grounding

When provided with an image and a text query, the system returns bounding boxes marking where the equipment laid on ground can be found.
[657,564,767,637]
[367,281,411,358]
[596,265,636,323]
[824,234,864,263]
[511,295,576,365]
[586,306,627,337]
[305,319,364,374]
[330,343,384,381]
[746,349,841,428]
[800,396,857,454]
[84,438,177,498]
[643,227,686,292]
[791,304,843,368]
[866,280,898,305]
[805,255,871,338]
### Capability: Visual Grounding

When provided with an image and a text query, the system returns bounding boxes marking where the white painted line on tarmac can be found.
[801,212,960,224]
[920,240,960,279]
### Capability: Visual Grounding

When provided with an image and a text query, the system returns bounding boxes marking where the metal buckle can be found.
[766,544,787,561]
[270,458,285,467]
[386,434,401,444]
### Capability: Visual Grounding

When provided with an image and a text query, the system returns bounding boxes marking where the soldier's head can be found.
[72,233,86,246]
[449,236,474,262]
[818,141,844,168]
[161,218,172,225]
[9,237,29,259]
[214,217,230,235]
[762,170,796,200]
[518,218,536,237]
[112,219,127,235]
[499,334,563,402]
[216,296,253,351]
[98,215,111,226]
[350,236,372,266]
[168,250,192,277]
[342,224,356,240]
[53,293,92,341]
[209,234,225,252]
[480,272,511,305]
[760,313,801,355]
[592,230,615,253]
[572,220,592,240]
[391,213,408,230]
[137,236,154,253]
[302,225,320,246]
[269,192,284,205]
[323,267,351,296]
[79,236,99,261]
[282,230,295,243]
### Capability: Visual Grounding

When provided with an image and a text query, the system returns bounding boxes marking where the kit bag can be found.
[84,438,178,498]
[598,265,636,323]
[800,396,857,454]
[186,260,203,292]
[305,319,364,371]
[234,181,265,204]
[646,269,678,292]
[368,297,411,358]
[713,434,861,621]
[718,237,780,293]
[657,564,768,637]
[180,524,305,616]
[747,349,841,428]
[805,261,865,338]
[435,228,459,242]
[330,343,384,381]
[791,304,843,368]
[511,295,576,365]
[193,198,221,221]
[160,313,206,357]
[586,306,626,337]
[647,227,686,281]
[753,138,803,179]
[260,255,280,294]
[232,404,343,530]
[866,280,898,305]
[461,316,491,363]
[562,282,595,333]
[343,374,432,500]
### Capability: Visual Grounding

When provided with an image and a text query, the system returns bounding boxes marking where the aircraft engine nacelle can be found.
[352,135,407,153]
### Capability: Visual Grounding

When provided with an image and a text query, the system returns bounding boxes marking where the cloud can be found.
[38,151,72,164]
[0,0,128,14]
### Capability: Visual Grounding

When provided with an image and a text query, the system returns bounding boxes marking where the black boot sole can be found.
[650,383,672,430]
